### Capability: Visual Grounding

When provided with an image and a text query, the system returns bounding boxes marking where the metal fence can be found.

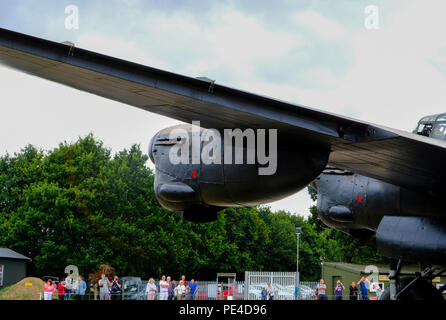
[244,271,297,300]
[190,281,245,300]
[296,282,365,300]
[121,278,245,301]
[125,274,321,301]
[0,277,335,300]
[299,281,318,300]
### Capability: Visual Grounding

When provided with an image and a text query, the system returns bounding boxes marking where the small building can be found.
[321,262,446,300]
[0,248,32,289]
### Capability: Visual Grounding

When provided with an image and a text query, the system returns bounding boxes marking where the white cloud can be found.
[294,10,347,41]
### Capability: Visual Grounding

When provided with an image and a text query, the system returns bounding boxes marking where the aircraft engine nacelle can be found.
[376,216,446,264]
[313,168,445,234]
[149,124,329,222]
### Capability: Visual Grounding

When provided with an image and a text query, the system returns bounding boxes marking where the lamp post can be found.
[295,227,302,300]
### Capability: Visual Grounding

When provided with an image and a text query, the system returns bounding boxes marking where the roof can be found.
[323,262,421,275]
[0,248,32,261]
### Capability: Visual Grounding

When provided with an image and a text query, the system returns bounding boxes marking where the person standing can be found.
[98,274,110,301]
[176,280,186,300]
[171,280,177,300]
[334,280,345,300]
[261,287,267,300]
[267,283,275,300]
[167,276,174,300]
[110,275,122,301]
[57,280,66,300]
[188,279,197,300]
[74,275,87,300]
[317,279,327,300]
[146,278,157,300]
[376,286,383,300]
[357,277,369,300]
[65,274,72,300]
[159,275,169,300]
[181,275,188,289]
[44,279,55,300]
[349,282,358,300]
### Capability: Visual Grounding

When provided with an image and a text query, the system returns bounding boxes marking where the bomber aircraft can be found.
[1,28,445,300]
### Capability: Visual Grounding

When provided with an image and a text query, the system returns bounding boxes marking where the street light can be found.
[295,227,302,300]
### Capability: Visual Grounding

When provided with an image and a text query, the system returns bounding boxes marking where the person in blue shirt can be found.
[74,275,87,300]
[376,286,383,300]
[357,277,369,300]
[261,287,267,300]
[110,275,122,301]
[334,280,345,300]
[188,279,198,300]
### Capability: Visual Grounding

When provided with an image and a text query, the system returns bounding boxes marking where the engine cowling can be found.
[313,168,445,233]
[376,216,446,264]
[149,124,329,222]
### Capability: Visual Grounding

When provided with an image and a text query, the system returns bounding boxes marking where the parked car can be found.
[247,284,315,300]
[121,277,143,300]
[42,276,59,287]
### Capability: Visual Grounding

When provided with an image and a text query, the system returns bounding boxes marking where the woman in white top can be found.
[65,274,72,300]
[145,278,157,300]
[175,280,186,300]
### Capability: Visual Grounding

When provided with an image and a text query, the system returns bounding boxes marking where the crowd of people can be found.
[43,274,88,300]
[315,277,383,300]
[145,275,198,300]
[43,273,198,301]
[43,273,382,301]
[43,273,124,300]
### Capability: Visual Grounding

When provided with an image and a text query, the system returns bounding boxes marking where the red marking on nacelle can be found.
[192,170,197,178]
[357,195,362,203]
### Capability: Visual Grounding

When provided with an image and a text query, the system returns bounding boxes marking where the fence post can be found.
[244,271,248,300]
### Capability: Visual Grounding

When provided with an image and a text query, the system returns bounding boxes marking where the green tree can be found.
[0,134,387,281]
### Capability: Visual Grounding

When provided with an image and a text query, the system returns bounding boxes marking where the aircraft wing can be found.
[1,28,446,193]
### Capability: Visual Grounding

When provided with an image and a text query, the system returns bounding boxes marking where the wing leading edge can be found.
[1,28,445,193]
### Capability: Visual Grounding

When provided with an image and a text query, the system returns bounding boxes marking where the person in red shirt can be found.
[44,279,55,300]
[57,280,66,300]
[181,275,187,289]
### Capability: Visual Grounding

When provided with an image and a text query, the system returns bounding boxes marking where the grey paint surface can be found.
[313,168,446,263]
[149,124,328,221]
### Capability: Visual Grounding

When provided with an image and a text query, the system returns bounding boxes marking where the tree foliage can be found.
[0,135,386,281]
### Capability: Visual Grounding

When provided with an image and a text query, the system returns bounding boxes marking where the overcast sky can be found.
[2,0,446,216]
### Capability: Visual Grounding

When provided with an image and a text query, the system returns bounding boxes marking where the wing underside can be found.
[1,28,446,193]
